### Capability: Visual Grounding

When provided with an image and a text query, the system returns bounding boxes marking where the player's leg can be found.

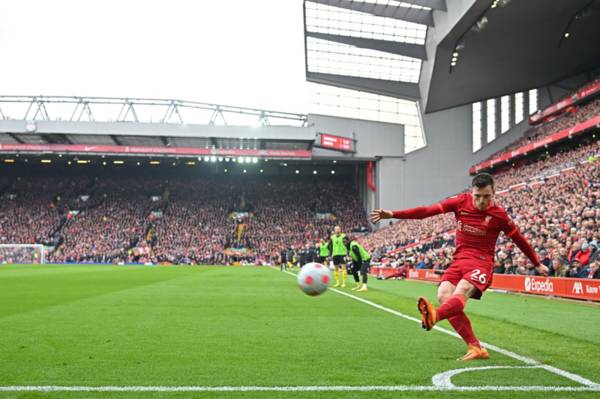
[357,259,369,291]
[333,256,341,287]
[351,261,361,290]
[341,259,347,288]
[437,280,480,347]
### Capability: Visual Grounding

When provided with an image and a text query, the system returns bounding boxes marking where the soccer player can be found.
[318,238,330,264]
[329,226,348,288]
[370,173,548,361]
[279,246,288,271]
[344,235,371,292]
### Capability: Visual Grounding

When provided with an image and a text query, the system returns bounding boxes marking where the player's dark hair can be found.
[472,173,494,189]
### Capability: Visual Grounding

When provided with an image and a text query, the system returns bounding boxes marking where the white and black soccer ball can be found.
[297,262,331,296]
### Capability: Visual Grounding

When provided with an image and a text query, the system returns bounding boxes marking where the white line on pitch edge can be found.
[0,385,599,392]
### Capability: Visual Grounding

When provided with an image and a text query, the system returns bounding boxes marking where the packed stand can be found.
[366,137,600,280]
[484,96,600,162]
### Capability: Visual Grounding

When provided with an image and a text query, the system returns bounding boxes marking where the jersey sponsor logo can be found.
[524,277,554,293]
[457,221,487,236]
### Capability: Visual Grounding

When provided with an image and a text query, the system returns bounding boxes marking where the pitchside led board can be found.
[316,133,356,153]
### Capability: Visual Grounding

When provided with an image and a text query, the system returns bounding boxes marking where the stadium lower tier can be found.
[365,134,600,281]
[0,176,367,265]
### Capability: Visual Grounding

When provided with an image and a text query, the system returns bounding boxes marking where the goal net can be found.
[0,244,46,264]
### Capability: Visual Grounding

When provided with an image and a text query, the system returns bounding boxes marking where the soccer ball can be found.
[297,262,331,296]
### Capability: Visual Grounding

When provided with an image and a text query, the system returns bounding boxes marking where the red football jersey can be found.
[438,193,517,264]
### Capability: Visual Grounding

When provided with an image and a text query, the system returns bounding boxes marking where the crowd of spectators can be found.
[1,173,368,264]
[484,96,600,161]
[367,136,600,280]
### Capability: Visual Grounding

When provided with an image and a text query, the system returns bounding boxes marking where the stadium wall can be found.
[381,88,554,211]
[308,114,405,214]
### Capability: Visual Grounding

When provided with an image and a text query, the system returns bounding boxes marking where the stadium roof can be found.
[424,0,600,112]
[303,0,442,101]
[0,96,314,157]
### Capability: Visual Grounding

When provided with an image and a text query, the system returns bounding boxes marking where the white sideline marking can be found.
[281,269,600,388]
[0,385,599,392]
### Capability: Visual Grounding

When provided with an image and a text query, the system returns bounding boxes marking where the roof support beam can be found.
[307,31,427,60]
[110,135,123,146]
[7,133,24,144]
[309,0,434,26]
[307,72,420,100]
[401,0,446,11]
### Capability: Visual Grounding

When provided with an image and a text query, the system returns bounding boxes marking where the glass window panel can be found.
[472,102,482,152]
[487,99,496,143]
[305,2,428,45]
[501,95,510,133]
[515,92,524,124]
[307,37,422,83]
[529,89,538,115]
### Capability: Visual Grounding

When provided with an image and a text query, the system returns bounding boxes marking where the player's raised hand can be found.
[535,264,549,276]
[370,209,393,223]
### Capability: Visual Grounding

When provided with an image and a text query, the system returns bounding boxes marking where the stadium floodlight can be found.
[113,160,124,165]
[238,156,244,163]
[218,157,223,162]
[0,244,45,264]
[149,160,160,165]
[102,161,107,166]
[243,169,247,173]
[331,170,335,174]
[204,156,210,162]
[244,157,251,164]
[225,158,230,162]
[313,170,317,175]
[210,156,217,162]
[186,161,196,166]
[295,170,300,174]
[40,159,51,164]
[3,159,15,163]
[224,168,228,173]
[260,169,264,173]
[252,157,258,164]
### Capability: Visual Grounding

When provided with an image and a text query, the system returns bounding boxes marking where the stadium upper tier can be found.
[471,95,600,174]
[0,175,368,265]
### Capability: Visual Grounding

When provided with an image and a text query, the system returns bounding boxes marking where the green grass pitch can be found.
[0,264,599,399]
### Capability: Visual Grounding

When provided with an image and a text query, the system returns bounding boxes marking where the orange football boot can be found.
[458,345,490,361]
[417,296,437,331]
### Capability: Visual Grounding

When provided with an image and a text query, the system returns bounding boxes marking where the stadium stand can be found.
[483,96,600,163]
[0,174,368,265]
[366,136,600,279]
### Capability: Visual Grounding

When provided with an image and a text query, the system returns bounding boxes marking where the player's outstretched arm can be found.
[369,209,393,223]
[370,204,445,223]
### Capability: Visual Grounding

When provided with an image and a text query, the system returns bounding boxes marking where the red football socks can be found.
[436,294,466,321]
[449,312,480,347]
